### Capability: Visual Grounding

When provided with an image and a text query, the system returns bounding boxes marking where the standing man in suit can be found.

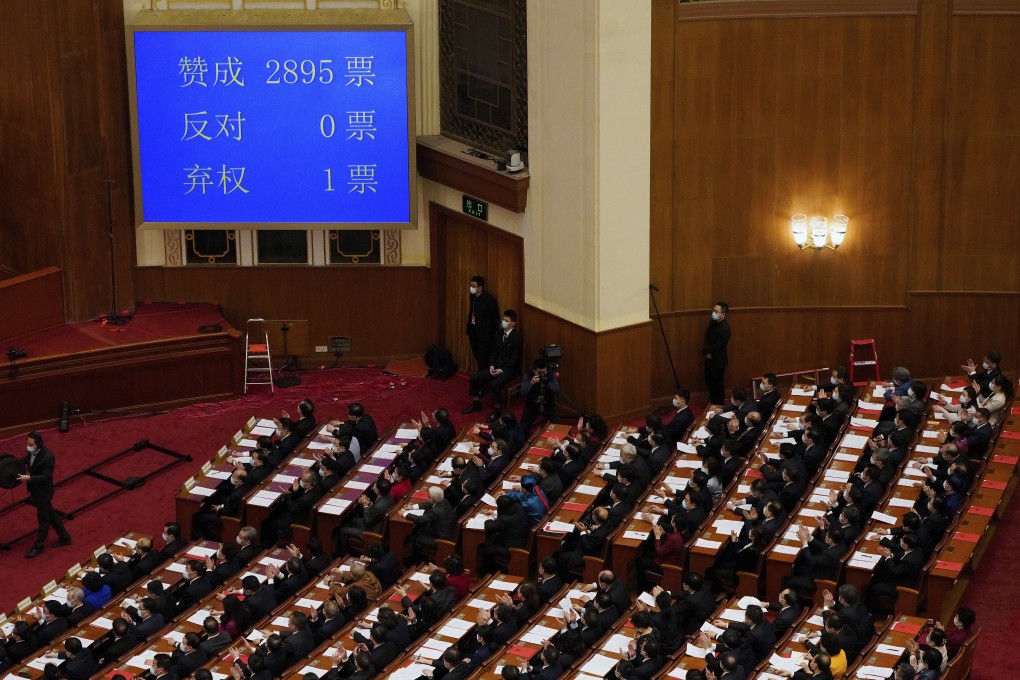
[466,275,500,372]
[20,432,71,559]
[464,309,523,420]
[702,302,731,406]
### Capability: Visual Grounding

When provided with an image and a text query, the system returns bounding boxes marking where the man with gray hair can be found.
[62,587,94,627]
[404,485,455,564]
[598,443,651,494]
[236,525,261,565]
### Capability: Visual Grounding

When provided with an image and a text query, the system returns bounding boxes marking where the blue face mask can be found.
[501,320,510,330]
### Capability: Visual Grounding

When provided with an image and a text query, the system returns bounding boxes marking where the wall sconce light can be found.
[791,213,848,251]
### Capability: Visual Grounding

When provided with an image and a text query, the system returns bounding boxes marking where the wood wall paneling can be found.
[133,265,438,366]
[431,203,525,374]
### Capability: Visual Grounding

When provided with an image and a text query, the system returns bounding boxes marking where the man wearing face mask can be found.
[464,309,523,419]
[961,350,1001,398]
[466,275,500,372]
[702,301,731,406]
[19,431,72,559]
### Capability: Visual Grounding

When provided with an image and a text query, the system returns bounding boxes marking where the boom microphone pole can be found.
[649,283,681,392]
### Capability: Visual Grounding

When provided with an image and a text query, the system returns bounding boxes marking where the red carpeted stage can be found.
[0,299,242,437]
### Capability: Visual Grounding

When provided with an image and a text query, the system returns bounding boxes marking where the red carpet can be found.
[0,366,475,611]
[4,301,231,358]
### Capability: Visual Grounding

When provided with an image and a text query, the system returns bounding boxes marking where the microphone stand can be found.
[649,284,681,392]
[97,179,132,327]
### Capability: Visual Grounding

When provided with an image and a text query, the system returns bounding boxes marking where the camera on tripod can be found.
[539,344,562,373]
[6,348,27,361]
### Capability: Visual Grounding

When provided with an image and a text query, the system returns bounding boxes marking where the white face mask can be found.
[759,381,768,391]
[500,320,510,330]
[830,377,838,385]
[469,286,478,295]
[27,446,37,454]
[672,398,680,408]
[162,532,170,541]
[982,361,991,370]
[907,390,915,399]
[236,536,244,545]
[711,311,721,321]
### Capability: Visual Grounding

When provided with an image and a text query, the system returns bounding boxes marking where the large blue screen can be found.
[132,30,411,226]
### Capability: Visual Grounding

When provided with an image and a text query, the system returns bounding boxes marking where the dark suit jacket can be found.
[199,630,232,656]
[772,604,804,637]
[60,650,99,680]
[171,648,209,676]
[98,635,137,666]
[362,494,395,532]
[757,390,781,420]
[244,586,278,619]
[132,549,166,579]
[161,537,187,558]
[65,603,95,627]
[413,499,456,540]
[176,574,214,611]
[665,407,694,444]
[490,329,523,376]
[281,484,325,524]
[102,562,135,595]
[282,627,316,662]
[131,612,165,641]
[536,575,562,602]
[350,415,379,451]
[36,617,69,644]
[23,446,57,501]
[485,505,531,549]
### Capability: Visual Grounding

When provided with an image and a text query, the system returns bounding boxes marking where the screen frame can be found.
[125,9,417,231]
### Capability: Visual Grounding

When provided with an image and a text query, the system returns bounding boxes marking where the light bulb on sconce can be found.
[791,213,849,251]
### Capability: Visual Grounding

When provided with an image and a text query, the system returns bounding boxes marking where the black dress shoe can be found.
[25,546,43,559]
[462,402,482,414]
[51,536,72,548]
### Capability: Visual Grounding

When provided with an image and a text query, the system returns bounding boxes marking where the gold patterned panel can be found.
[165,230,183,266]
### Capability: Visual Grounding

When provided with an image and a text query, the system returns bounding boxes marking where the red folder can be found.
[562,502,588,513]
[953,532,980,543]
[935,560,964,572]
[745,469,764,479]
[892,620,923,634]
[967,505,994,516]
[993,455,1019,465]
[1000,430,1020,440]
[981,480,1007,490]
[508,645,538,659]
[530,447,555,458]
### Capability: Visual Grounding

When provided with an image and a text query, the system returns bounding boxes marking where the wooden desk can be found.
[689,386,818,582]
[312,424,405,547]
[459,423,571,574]
[849,615,929,679]
[175,416,271,529]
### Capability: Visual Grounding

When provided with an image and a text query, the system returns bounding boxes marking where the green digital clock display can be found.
[462,195,488,221]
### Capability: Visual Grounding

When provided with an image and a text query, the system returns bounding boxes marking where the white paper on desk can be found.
[694,538,721,549]
[360,464,386,475]
[613,436,629,445]
[414,645,446,660]
[601,632,633,653]
[852,417,880,428]
[232,456,253,464]
[898,477,922,487]
[857,665,896,679]
[675,459,702,469]
[904,466,928,478]
[934,411,946,420]
[489,579,518,592]
[481,493,498,507]
[409,571,435,586]
[396,428,420,440]
[305,441,331,450]
[422,475,444,485]
[254,489,282,500]
[389,664,434,680]
[847,558,880,570]
[251,426,276,436]
[873,385,889,399]
[940,383,966,393]
[701,621,724,637]
[318,503,347,516]
[720,608,746,622]
[373,451,397,462]
[624,530,650,541]
[274,474,298,484]
[466,514,489,530]
[291,457,315,467]
[545,521,575,533]
[262,556,287,568]
[237,438,259,449]
[769,652,807,674]
[580,655,620,676]
[445,617,475,631]
[876,644,906,655]
[824,470,851,482]
[324,498,352,508]
[834,452,858,462]
[297,666,325,678]
[772,437,797,445]
[520,463,539,471]
[437,622,469,638]
[422,637,454,652]
[737,484,751,494]
[190,486,217,497]
[791,387,816,396]
[915,444,940,454]
[923,430,940,438]
[248,495,276,507]
[26,657,55,671]
[467,598,493,609]
[164,561,188,573]
[841,433,871,449]
[677,442,698,454]
[210,673,228,680]
[347,480,371,491]
[800,508,824,517]
[853,551,883,562]
[206,469,232,480]
[664,476,689,489]
[888,497,914,507]
[453,442,474,453]
[183,609,211,625]
[404,509,425,519]
[91,616,114,630]
[523,625,559,644]
[647,495,667,506]
[774,544,801,555]
[295,597,324,609]
[857,400,884,411]
[73,636,95,648]
[379,443,401,453]
[686,643,709,658]
[782,402,807,413]
[575,484,602,495]
[599,452,622,463]
[714,519,744,534]
[501,480,518,490]
[692,427,711,440]
[125,649,159,668]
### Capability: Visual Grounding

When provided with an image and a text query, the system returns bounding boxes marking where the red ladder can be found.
[849,339,880,386]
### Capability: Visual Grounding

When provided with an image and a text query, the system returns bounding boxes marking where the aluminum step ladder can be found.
[244,318,274,394]
[849,338,880,386]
